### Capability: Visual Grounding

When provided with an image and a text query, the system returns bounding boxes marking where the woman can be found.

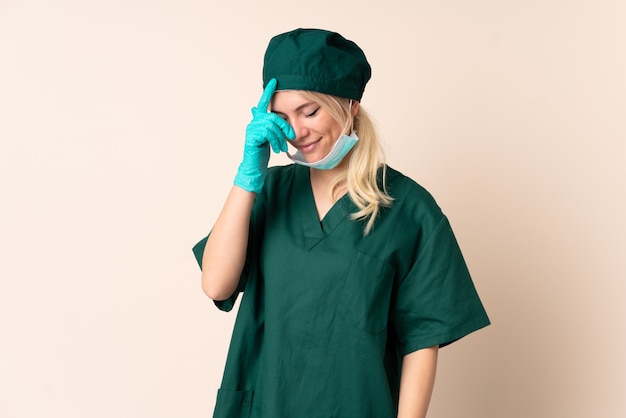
[193,28,490,418]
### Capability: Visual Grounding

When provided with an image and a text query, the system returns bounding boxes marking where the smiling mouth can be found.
[297,138,321,153]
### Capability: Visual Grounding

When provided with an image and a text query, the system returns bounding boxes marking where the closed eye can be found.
[306,107,321,117]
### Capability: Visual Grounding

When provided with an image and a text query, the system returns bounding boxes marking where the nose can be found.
[289,119,309,142]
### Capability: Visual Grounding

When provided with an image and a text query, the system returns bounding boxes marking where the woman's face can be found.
[271,91,345,163]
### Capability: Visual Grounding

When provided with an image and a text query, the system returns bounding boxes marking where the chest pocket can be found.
[338,252,395,334]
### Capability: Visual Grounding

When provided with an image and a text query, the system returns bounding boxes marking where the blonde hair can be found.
[298,91,394,234]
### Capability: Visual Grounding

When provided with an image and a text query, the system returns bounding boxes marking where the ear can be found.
[350,100,360,117]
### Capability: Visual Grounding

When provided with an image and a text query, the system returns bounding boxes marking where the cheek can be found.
[325,114,345,132]
[327,123,345,139]
[316,117,341,136]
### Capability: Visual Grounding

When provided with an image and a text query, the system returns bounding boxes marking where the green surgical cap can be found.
[262,28,371,101]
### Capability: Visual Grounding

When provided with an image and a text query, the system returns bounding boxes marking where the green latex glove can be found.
[234,78,295,193]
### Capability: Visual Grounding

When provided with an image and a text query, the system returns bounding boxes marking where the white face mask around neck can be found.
[287,131,359,170]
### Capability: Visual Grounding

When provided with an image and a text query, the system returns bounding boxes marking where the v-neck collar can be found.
[293,165,354,249]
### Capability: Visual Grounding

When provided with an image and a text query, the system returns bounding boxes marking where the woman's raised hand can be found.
[234,78,295,193]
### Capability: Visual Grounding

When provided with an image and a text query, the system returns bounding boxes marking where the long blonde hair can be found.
[298,91,394,234]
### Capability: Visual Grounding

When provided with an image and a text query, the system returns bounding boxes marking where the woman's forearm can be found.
[201,185,256,300]
[397,345,439,418]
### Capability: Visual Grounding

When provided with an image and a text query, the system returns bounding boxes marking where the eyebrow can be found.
[271,101,318,115]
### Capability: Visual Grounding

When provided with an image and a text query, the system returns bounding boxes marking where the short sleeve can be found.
[192,235,245,312]
[392,216,490,355]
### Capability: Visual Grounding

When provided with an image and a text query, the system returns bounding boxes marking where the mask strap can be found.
[348,99,355,133]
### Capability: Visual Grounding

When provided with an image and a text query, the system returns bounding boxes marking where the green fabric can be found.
[193,164,490,418]
[262,28,371,101]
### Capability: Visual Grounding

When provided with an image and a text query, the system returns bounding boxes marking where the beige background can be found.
[1,0,625,417]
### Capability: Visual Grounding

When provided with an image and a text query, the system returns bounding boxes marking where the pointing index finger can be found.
[257,78,277,112]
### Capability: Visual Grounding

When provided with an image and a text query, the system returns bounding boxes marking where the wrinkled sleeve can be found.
[392,216,490,356]
[192,192,266,312]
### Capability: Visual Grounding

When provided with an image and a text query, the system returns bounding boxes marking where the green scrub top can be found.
[193,164,490,418]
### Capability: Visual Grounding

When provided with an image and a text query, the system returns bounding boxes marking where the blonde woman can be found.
[193,28,490,418]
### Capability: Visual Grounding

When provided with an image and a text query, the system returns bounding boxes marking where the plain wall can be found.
[1,1,624,417]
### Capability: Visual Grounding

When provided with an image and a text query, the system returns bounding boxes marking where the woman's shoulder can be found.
[263,163,298,187]
[258,163,309,202]
[383,165,440,209]
[379,165,447,235]
[267,163,297,175]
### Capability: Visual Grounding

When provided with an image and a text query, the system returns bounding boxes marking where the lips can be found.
[297,138,321,153]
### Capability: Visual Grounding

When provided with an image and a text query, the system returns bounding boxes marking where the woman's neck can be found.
[309,164,348,220]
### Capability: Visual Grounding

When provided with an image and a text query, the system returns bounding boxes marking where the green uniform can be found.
[193,164,490,418]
